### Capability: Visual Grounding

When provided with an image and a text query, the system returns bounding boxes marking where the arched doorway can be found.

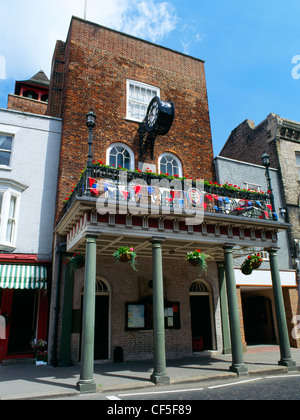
[81,279,110,360]
[189,280,215,352]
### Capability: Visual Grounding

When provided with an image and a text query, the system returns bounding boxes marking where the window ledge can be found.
[0,166,12,172]
[0,244,16,252]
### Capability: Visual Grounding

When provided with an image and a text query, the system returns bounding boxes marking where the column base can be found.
[278,359,298,371]
[230,364,249,377]
[150,372,171,386]
[76,379,97,394]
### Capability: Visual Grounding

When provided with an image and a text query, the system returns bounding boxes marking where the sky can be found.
[0,0,300,156]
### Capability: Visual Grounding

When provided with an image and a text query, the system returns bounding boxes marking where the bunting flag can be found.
[89,177,100,195]
[266,204,273,210]
[119,186,129,199]
[206,194,213,201]
[171,190,182,199]
[223,197,230,204]
[103,182,115,198]
[147,186,156,195]
[133,185,142,194]
[264,211,269,219]
[273,212,278,221]
[178,199,184,207]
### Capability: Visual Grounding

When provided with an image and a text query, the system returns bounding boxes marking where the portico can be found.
[50,173,296,392]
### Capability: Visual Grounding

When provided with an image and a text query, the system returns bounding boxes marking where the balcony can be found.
[61,164,274,223]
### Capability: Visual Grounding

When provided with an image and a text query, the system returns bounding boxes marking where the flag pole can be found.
[84,0,87,19]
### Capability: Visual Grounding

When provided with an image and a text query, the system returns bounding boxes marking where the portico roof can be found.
[55,165,289,260]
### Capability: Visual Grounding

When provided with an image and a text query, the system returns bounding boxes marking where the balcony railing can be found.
[61,165,274,222]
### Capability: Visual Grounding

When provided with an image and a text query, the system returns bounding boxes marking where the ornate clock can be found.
[145,96,175,135]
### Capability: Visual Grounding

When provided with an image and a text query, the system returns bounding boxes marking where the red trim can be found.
[0,255,51,264]
[37,292,48,341]
[0,254,38,262]
[4,353,34,360]
[0,290,13,363]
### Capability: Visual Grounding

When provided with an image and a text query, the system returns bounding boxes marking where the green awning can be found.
[0,265,47,290]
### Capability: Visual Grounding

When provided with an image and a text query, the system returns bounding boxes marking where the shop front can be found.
[0,264,48,363]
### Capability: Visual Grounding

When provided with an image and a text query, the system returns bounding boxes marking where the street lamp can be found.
[86,111,96,196]
[261,152,277,220]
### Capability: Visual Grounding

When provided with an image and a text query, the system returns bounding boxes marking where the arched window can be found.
[159,152,182,177]
[106,142,134,171]
[189,280,209,294]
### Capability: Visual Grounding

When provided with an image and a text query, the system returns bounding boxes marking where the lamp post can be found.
[261,152,277,220]
[86,111,96,196]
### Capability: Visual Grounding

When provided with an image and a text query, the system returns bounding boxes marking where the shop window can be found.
[126,80,160,122]
[0,135,13,167]
[107,142,134,171]
[159,152,182,177]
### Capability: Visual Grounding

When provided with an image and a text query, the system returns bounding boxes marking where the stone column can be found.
[223,245,248,376]
[150,237,170,385]
[268,247,297,370]
[76,235,98,393]
[217,261,231,354]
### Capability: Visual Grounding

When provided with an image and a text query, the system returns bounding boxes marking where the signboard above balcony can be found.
[139,96,175,160]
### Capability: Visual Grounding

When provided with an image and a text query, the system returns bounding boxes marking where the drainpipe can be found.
[50,241,66,366]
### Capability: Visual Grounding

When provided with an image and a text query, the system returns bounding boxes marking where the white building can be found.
[0,108,61,363]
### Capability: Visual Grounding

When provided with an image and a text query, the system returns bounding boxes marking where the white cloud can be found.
[0,0,178,82]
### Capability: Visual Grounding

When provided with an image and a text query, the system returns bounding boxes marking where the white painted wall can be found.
[0,108,61,260]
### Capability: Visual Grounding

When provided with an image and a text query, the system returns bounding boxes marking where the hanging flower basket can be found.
[241,253,263,275]
[119,253,131,262]
[186,249,211,275]
[66,253,85,270]
[113,246,138,271]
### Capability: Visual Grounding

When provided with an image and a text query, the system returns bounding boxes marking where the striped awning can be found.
[0,265,47,290]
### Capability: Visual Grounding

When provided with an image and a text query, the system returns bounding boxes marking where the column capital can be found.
[265,246,280,253]
[150,236,166,245]
[223,243,236,251]
[84,234,99,240]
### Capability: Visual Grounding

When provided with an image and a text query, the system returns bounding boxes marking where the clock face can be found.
[147,101,159,128]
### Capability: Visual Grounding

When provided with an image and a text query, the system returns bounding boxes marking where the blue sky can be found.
[0,0,300,156]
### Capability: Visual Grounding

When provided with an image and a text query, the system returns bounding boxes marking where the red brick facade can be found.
[47,17,215,220]
[7,94,48,116]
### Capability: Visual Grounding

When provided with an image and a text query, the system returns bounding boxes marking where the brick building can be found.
[46,17,296,391]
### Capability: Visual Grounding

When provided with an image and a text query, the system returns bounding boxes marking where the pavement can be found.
[1,345,300,400]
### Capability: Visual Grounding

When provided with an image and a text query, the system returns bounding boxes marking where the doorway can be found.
[7,290,38,354]
[189,280,215,351]
[81,279,110,360]
[242,294,276,344]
